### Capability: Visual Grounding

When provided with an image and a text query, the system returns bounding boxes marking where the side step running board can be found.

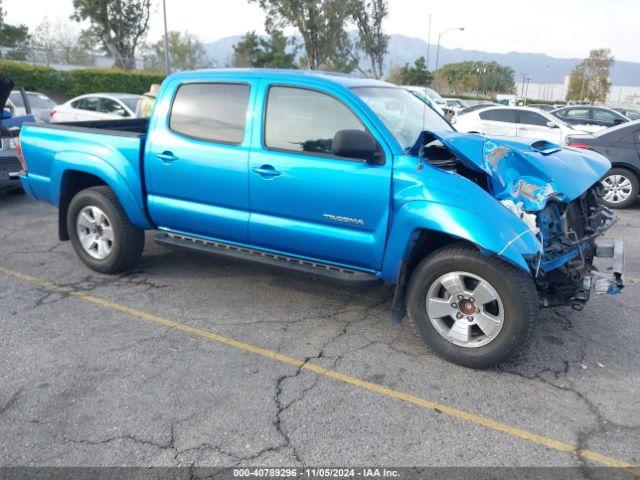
[154,232,381,285]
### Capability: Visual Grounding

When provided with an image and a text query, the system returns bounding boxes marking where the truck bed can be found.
[19,119,149,220]
[34,118,149,137]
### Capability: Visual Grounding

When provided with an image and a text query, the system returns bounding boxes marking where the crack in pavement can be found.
[0,388,23,417]
[499,310,640,475]
[64,422,178,462]
[259,295,393,465]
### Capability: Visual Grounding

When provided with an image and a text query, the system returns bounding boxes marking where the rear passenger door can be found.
[247,84,392,271]
[145,81,255,243]
[478,109,518,137]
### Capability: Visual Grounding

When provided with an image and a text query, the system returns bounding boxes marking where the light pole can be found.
[162,0,170,74]
[434,27,464,72]
[426,14,432,70]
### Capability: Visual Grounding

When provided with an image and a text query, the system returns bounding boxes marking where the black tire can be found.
[406,245,538,369]
[599,167,639,209]
[67,186,145,274]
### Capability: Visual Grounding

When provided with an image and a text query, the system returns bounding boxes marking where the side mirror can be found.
[332,129,381,163]
[613,118,625,125]
[116,107,129,117]
[546,121,558,129]
[1,108,11,120]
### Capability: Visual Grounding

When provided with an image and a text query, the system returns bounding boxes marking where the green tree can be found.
[146,31,212,72]
[71,0,151,69]
[386,57,432,86]
[230,31,260,67]
[566,49,614,103]
[249,0,354,72]
[30,18,93,65]
[231,31,298,68]
[0,0,29,51]
[434,61,515,95]
[348,0,389,78]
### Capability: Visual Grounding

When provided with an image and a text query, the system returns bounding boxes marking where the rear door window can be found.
[169,83,250,145]
[479,109,517,123]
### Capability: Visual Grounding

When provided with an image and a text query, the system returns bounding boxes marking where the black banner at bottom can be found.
[0,467,638,480]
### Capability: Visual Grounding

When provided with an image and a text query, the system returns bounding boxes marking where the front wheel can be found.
[67,186,145,274]
[407,245,539,369]
[599,168,639,209]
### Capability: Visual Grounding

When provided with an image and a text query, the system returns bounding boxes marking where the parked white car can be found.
[444,98,469,113]
[7,90,57,123]
[402,86,454,117]
[50,93,143,122]
[453,105,594,144]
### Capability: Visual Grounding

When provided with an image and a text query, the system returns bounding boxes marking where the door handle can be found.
[252,165,281,177]
[156,151,178,164]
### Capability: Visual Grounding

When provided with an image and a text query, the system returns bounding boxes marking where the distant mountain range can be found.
[203,33,640,86]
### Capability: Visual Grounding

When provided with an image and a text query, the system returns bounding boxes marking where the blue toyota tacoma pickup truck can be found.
[17,69,624,368]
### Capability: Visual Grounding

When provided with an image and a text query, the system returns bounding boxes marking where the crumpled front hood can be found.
[426,131,611,211]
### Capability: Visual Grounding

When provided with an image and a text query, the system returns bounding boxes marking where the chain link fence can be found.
[0,45,145,70]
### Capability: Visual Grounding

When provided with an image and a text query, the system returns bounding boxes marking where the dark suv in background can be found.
[567,121,640,208]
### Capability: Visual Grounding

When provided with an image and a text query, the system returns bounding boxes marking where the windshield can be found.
[425,88,446,104]
[27,93,55,109]
[353,87,453,149]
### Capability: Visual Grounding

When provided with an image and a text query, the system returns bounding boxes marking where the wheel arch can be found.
[389,228,481,324]
[609,163,640,181]
[384,200,540,324]
[57,166,151,241]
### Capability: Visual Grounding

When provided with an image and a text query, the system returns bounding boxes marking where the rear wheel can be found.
[599,168,639,209]
[67,186,145,273]
[407,245,538,369]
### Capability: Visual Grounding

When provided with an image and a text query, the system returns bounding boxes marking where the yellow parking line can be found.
[1,264,638,471]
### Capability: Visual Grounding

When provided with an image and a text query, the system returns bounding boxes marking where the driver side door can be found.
[248,84,392,271]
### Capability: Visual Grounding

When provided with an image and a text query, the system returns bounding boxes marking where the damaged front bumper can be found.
[591,238,625,295]
[563,238,624,310]
[535,193,625,309]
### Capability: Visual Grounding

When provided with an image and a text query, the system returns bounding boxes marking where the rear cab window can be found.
[169,83,250,144]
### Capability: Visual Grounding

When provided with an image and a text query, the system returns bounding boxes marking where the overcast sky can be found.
[4,0,639,62]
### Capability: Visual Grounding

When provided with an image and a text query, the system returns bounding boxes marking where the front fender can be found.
[51,151,151,229]
[381,200,541,281]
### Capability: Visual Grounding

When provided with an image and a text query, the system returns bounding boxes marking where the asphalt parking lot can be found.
[1,191,639,473]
